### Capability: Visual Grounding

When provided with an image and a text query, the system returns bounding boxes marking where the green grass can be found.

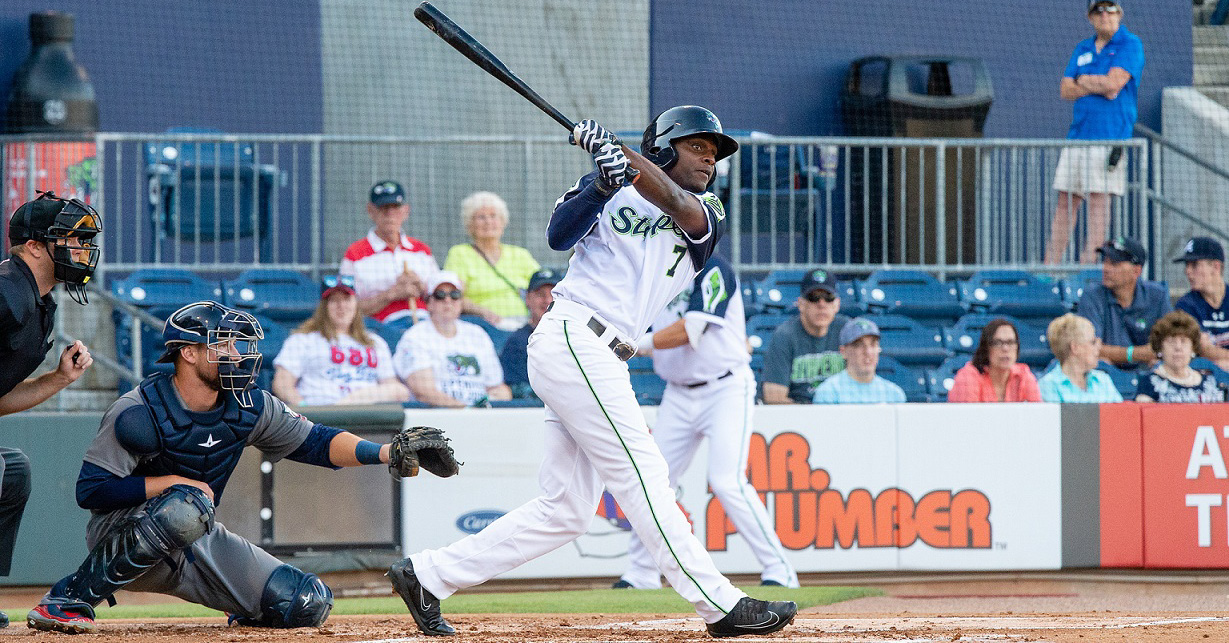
[85,585,881,620]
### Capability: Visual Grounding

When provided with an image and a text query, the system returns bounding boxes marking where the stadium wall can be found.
[650,0,1192,137]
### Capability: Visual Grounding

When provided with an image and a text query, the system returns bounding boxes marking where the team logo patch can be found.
[701,268,728,314]
[701,194,726,222]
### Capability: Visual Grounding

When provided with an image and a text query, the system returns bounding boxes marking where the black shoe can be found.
[0,610,7,628]
[611,579,634,589]
[759,580,784,587]
[706,596,797,638]
[388,559,455,636]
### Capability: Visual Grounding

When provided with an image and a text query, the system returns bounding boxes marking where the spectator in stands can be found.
[272,275,409,406]
[340,180,439,326]
[1078,236,1170,368]
[1043,0,1144,265]
[1135,311,1225,402]
[393,271,511,408]
[812,318,905,404]
[761,268,850,404]
[948,318,1042,403]
[1039,313,1122,403]
[500,267,562,399]
[1173,237,1229,369]
[443,192,541,330]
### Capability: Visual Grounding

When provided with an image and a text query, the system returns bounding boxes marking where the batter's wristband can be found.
[355,440,383,465]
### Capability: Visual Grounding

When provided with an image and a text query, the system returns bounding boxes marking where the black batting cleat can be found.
[611,579,634,589]
[388,558,455,636]
[706,596,797,638]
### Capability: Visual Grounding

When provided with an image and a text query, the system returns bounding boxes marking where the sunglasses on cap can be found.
[1090,5,1120,14]
[804,290,837,303]
[321,274,355,290]
[430,289,463,301]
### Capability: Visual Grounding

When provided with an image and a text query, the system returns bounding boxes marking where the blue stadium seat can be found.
[111,268,221,307]
[746,312,792,352]
[365,318,405,353]
[460,315,512,355]
[113,305,179,382]
[223,269,318,323]
[837,279,867,317]
[1061,268,1103,309]
[1098,360,1139,399]
[753,268,810,311]
[630,369,666,406]
[862,313,951,367]
[875,355,929,402]
[858,269,966,323]
[1191,357,1229,395]
[944,313,1054,367]
[926,354,972,402]
[253,314,288,392]
[958,270,1068,321]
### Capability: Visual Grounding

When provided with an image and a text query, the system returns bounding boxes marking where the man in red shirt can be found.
[339,181,439,324]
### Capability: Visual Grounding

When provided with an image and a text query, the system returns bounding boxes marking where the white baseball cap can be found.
[426,270,464,294]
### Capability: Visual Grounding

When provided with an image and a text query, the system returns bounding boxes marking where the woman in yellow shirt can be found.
[443,191,540,330]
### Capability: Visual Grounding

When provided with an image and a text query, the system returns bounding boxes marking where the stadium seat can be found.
[113,304,180,380]
[223,269,318,322]
[111,268,221,307]
[862,313,951,367]
[753,268,810,311]
[958,270,1068,321]
[1098,360,1140,399]
[1061,268,1103,309]
[858,269,966,323]
[944,313,1053,367]
[926,354,972,402]
[1191,357,1229,395]
[365,318,405,353]
[746,312,792,352]
[253,315,288,392]
[836,279,867,317]
[460,315,512,355]
[875,355,929,402]
[629,369,666,406]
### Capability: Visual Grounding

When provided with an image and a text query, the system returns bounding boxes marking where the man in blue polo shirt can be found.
[1043,0,1145,265]
[1077,236,1169,369]
[1174,236,1229,368]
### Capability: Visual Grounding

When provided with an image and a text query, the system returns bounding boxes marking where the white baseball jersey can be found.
[273,331,395,406]
[550,181,726,339]
[651,255,749,384]
[392,320,503,405]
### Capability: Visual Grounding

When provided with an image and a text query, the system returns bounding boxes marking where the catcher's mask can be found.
[8,191,102,305]
[158,301,264,407]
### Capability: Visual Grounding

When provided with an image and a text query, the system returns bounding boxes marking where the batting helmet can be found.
[641,106,739,175]
[8,191,102,305]
[157,301,264,407]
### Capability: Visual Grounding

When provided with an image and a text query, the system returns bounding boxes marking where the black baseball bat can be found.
[414,2,574,131]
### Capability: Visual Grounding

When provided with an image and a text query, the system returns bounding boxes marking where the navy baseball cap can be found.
[800,268,838,296]
[1174,237,1225,264]
[369,180,405,206]
[1096,236,1146,265]
[1088,0,1120,12]
[527,267,563,292]
[839,317,880,346]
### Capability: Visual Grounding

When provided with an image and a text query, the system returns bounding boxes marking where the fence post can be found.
[935,141,947,280]
[729,147,742,267]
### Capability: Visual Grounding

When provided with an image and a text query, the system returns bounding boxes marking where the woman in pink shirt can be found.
[948,318,1042,403]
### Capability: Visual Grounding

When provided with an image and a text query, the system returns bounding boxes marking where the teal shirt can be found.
[1038,367,1123,403]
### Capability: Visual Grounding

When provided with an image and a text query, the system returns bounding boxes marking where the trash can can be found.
[842,56,993,264]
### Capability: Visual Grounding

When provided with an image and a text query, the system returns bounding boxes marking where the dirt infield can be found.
[7,571,1229,642]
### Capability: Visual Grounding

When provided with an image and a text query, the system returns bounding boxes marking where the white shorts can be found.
[1052,145,1127,196]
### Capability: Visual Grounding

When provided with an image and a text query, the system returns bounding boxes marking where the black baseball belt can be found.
[546,301,635,362]
[683,370,734,389]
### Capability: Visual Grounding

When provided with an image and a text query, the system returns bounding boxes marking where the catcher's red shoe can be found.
[27,603,97,634]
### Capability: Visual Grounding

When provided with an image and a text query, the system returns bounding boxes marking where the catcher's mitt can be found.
[389,425,461,479]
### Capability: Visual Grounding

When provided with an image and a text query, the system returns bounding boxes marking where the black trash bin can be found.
[842,56,993,264]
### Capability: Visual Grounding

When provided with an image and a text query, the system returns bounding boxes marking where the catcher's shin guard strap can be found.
[55,485,214,607]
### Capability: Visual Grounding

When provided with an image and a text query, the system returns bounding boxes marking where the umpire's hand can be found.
[56,340,92,383]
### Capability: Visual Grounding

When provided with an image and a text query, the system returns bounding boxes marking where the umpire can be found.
[0,192,100,626]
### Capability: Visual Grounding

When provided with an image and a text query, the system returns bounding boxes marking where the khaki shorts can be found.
[1052,145,1127,196]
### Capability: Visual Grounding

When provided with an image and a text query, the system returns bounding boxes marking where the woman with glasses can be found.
[392,271,511,407]
[443,192,540,331]
[947,318,1042,402]
[1038,313,1122,402]
[1135,311,1225,403]
[271,275,409,406]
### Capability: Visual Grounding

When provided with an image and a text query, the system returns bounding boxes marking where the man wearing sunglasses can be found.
[1077,235,1169,369]
[1044,0,1144,265]
[761,269,851,404]
[392,271,510,408]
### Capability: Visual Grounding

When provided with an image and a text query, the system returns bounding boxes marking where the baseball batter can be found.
[390,106,796,638]
[617,254,798,591]
[26,302,452,634]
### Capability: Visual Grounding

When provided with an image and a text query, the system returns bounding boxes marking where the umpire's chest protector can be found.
[126,373,261,505]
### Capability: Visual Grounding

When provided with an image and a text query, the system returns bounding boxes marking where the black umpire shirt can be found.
[0,255,56,398]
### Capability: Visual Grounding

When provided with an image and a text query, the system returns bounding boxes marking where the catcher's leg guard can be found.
[46,485,214,608]
[229,565,333,628]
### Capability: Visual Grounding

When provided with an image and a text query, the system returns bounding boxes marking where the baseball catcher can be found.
[26,301,457,634]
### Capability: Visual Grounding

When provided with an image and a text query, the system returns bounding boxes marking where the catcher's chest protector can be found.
[135,373,261,505]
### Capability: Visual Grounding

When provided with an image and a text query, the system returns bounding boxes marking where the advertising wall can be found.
[402,403,1064,577]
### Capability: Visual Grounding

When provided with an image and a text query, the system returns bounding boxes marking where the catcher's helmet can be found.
[157,301,264,407]
[8,191,102,305]
[641,105,739,175]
